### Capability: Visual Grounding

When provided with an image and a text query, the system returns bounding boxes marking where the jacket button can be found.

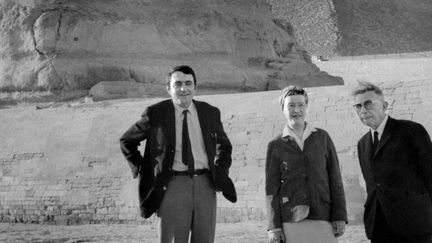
[376,183,381,187]
[163,186,167,190]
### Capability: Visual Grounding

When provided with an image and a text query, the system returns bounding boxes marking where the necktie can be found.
[182,110,194,176]
[372,131,379,152]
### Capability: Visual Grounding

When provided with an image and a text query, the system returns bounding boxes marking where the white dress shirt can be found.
[172,102,209,171]
[283,122,317,151]
[370,114,389,142]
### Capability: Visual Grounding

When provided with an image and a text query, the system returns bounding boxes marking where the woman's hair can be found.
[279,85,308,109]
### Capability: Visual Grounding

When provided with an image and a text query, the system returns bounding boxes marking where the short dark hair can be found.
[351,81,383,96]
[166,65,197,86]
[279,85,308,109]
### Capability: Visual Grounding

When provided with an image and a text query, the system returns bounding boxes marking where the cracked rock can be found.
[0,0,344,96]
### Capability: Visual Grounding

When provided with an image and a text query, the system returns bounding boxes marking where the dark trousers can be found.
[371,202,432,243]
[158,174,216,243]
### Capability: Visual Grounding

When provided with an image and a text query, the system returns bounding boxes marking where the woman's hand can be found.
[267,229,285,243]
[332,221,346,237]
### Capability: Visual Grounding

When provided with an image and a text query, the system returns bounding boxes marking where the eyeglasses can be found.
[353,100,376,111]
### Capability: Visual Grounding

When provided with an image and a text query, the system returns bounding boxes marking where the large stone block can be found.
[89,81,147,101]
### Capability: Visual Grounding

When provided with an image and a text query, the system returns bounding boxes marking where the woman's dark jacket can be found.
[265,127,347,230]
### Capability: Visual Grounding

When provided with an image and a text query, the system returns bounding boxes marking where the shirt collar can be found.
[173,101,196,117]
[371,114,388,136]
[282,122,317,139]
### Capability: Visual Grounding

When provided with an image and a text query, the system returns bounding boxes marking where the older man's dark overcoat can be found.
[357,116,432,238]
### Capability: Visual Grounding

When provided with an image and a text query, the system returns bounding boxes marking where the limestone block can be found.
[118,179,139,207]
[89,81,147,101]
[34,11,61,55]
[230,131,249,146]
[280,61,319,76]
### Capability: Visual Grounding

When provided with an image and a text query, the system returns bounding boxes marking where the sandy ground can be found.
[0,220,369,243]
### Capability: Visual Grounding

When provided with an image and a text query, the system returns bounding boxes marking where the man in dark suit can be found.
[120,65,236,243]
[352,81,432,243]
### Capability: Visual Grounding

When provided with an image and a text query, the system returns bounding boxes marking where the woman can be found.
[265,86,347,243]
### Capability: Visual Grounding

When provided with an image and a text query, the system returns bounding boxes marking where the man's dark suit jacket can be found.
[120,99,237,218]
[357,116,432,239]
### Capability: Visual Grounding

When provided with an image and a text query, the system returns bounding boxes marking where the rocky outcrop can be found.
[268,0,338,57]
[0,0,342,100]
[333,0,432,56]
[267,0,432,56]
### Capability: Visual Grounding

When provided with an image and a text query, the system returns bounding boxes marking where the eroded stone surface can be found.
[268,0,432,56]
[0,0,343,97]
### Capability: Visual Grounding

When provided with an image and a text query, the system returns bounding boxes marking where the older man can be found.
[352,81,432,243]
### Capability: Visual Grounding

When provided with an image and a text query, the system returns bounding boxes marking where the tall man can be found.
[352,81,432,243]
[120,65,237,243]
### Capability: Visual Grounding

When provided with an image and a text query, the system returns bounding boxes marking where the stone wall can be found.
[1,77,432,224]
[315,52,432,85]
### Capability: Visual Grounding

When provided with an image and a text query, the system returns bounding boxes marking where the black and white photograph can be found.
[1,0,431,242]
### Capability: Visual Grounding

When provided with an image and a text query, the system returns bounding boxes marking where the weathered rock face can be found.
[268,0,338,57]
[0,0,342,97]
[333,0,432,56]
[267,0,432,56]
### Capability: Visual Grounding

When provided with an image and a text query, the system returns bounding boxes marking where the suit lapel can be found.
[374,117,394,155]
[194,100,209,133]
[163,101,176,151]
[282,136,302,152]
[363,132,374,159]
[358,132,376,186]
[194,100,214,164]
